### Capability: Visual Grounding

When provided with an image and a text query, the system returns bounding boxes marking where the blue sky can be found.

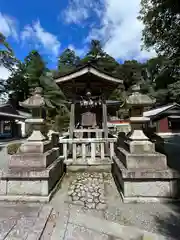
[0,0,156,79]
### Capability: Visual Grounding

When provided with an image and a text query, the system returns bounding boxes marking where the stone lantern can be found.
[6,87,64,201]
[113,85,172,202]
[116,84,167,170]
[9,87,58,169]
[126,84,156,154]
[20,87,46,142]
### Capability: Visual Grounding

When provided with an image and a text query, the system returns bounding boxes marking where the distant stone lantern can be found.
[20,87,46,142]
[126,84,155,142]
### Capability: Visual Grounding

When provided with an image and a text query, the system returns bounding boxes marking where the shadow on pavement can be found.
[154,135,180,240]
[154,203,180,240]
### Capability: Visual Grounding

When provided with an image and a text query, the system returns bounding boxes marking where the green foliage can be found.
[5,62,30,108]
[24,50,47,89]
[7,143,22,155]
[0,32,16,70]
[51,113,70,132]
[40,74,69,123]
[139,0,180,77]
[58,48,80,73]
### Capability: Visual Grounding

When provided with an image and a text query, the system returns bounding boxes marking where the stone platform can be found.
[0,156,65,202]
[113,155,180,203]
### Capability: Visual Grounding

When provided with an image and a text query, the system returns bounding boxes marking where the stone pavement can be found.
[0,172,180,239]
[67,172,106,210]
[0,203,52,240]
[47,172,180,240]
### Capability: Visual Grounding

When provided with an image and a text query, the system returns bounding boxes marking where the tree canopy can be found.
[1,31,180,121]
[139,0,180,102]
[139,0,180,76]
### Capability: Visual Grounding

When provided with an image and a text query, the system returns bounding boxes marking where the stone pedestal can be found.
[113,84,180,202]
[4,135,64,201]
[0,88,65,202]
[113,155,180,202]
[0,156,64,202]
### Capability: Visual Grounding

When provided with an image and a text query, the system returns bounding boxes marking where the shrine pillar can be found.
[69,103,75,139]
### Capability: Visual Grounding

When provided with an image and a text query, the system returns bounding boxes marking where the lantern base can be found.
[112,155,180,202]
[28,130,46,142]
[9,147,59,169]
[116,146,167,170]
[0,157,65,202]
[19,140,52,154]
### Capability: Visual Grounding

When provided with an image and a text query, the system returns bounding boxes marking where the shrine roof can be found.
[54,63,123,85]
[143,103,180,119]
[0,103,28,120]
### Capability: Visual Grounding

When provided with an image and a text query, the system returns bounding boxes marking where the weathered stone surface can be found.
[118,147,167,170]
[19,141,51,153]
[9,148,57,169]
[0,180,6,195]
[124,181,171,197]
[129,140,155,154]
[7,180,48,196]
[64,223,109,240]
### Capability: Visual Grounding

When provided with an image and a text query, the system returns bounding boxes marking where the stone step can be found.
[66,157,112,172]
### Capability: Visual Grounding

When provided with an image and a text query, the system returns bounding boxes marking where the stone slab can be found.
[112,156,180,202]
[19,140,52,153]
[117,147,167,170]
[0,180,6,195]
[0,204,43,239]
[1,156,64,179]
[5,216,37,240]
[68,212,143,240]
[67,158,112,172]
[50,204,70,240]
[129,140,155,154]
[0,172,65,202]
[7,180,48,196]
[64,223,110,240]
[124,181,171,198]
[113,156,180,179]
[26,205,53,240]
[0,218,17,239]
[9,148,58,169]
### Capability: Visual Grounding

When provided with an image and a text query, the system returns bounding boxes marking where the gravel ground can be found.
[105,202,180,240]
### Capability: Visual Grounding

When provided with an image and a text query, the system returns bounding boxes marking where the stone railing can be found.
[74,129,103,139]
[59,137,117,162]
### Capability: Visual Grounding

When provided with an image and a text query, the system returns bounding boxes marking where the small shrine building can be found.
[55,64,124,165]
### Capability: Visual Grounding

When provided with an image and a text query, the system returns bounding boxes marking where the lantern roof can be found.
[20,87,45,109]
[126,84,156,107]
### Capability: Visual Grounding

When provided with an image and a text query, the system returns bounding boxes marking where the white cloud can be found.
[0,12,18,40]
[64,0,156,61]
[101,0,156,61]
[21,20,61,57]
[63,0,103,24]
[0,66,11,80]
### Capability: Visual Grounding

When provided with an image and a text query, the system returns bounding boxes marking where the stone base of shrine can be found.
[65,157,112,172]
[113,156,180,203]
[0,157,65,202]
